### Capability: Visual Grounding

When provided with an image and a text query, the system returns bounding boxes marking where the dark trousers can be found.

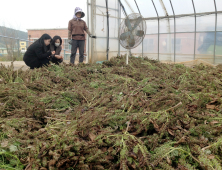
[29,58,50,69]
[51,57,63,65]
[70,40,85,64]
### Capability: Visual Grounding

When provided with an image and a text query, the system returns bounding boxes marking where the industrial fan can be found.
[119,13,146,64]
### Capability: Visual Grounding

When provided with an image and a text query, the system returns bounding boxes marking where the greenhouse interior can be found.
[1,0,222,169]
[87,0,222,65]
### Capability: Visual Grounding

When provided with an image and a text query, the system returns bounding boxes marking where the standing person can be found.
[68,7,96,64]
[23,34,55,69]
[50,36,63,64]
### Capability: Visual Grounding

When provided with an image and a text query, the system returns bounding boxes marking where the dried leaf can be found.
[209,99,218,104]
[176,126,183,130]
[27,145,34,149]
[56,159,69,168]
[94,165,104,169]
[197,85,204,89]
[40,168,48,170]
[131,164,136,169]
[167,157,172,165]
[108,147,113,153]
[25,158,35,170]
[1,140,8,148]
[38,128,46,133]
[25,164,32,170]
[175,136,187,146]
[150,119,160,131]
[105,155,114,160]
[210,121,220,125]
[88,133,96,141]
[207,155,215,159]
[101,147,107,152]
[49,160,56,167]
[171,126,178,130]
[129,152,137,160]
[206,104,215,110]
[209,114,216,117]
[178,164,189,170]
[64,108,72,114]
[168,129,175,136]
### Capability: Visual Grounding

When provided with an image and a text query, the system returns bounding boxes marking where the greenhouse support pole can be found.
[152,0,159,61]
[87,0,89,63]
[105,0,109,61]
[191,0,196,60]
[213,0,217,64]
[169,0,176,62]
[118,1,121,56]
[91,0,96,63]
[134,0,143,57]
[159,0,171,61]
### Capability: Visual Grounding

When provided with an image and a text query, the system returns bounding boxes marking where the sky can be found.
[0,0,87,32]
[1,0,221,33]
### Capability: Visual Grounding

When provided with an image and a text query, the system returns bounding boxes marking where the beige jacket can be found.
[68,18,91,40]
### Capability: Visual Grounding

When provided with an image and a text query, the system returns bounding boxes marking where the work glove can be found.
[89,34,97,39]
[68,39,72,45]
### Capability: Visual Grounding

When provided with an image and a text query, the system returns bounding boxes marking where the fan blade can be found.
[132,17,143,31]
[129,34,135,47]
[136,30,144,37]
[125,17,132,31]
[120,32,130,41]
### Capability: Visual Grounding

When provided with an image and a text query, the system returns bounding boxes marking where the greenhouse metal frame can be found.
[87,0,222,64]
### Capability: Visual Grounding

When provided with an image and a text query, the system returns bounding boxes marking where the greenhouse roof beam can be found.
[134,0,141,14]
[124,0,135,13]
[144,11,222,20]
[145,30,222,35]
[159,0,169,16]
[88,4,118,11]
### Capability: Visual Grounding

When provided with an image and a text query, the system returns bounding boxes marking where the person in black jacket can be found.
[49,36,63,65]
[23,34,55,69]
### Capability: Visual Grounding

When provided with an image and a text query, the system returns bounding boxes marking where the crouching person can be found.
[50,36,63,64]
[23,34,55,69]
[68,7,96,64]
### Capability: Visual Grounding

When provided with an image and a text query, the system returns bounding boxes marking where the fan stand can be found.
[126,41,130,65]
[126,49,129,65]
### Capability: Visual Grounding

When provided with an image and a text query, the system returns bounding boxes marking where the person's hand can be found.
[55,55,63,59]
[59,56,64,59]
[89,34,96,38]
[68,39,72,45]
[51,51,55,55]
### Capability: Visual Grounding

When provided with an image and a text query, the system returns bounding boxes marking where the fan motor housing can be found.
[119,13,147,50]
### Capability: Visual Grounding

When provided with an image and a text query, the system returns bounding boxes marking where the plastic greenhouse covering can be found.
[87,0,222,65]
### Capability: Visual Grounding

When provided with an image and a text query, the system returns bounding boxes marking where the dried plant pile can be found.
[0,56,222,170]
